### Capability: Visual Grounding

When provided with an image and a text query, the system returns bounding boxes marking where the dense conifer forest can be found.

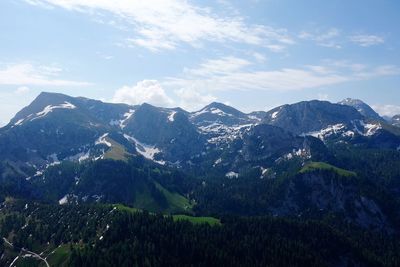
[0,201,399,267]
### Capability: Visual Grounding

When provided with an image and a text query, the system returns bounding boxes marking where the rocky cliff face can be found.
[263,100,363,135]
[274,170,390,230]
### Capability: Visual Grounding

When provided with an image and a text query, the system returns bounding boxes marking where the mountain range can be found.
[0,92,400,225]
[2,92,399,167]
[1,92,400,266]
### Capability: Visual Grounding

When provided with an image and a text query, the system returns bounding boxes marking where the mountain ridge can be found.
[4,92,395,130]
[0,91,399,231]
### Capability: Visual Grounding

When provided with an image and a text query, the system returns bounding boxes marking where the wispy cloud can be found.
[349,34,385,47]
[252,52,267,63]
[317,93,329,101]
[163,57,400,92]
[372,104,400,117]
[114,56,399,110]
[299,28,342,49]
[183,56,251,76]
[15,86,31,95]
[0,63,91,86]
[24,0,294,52]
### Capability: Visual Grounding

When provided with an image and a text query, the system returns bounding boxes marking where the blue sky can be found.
[1,0,400,125]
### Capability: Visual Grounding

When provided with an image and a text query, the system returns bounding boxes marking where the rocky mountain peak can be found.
[338,97,383,121]
[263,100,363,135]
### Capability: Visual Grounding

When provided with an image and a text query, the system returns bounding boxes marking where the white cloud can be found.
[0,63,91,86]
[166,68,349,92]
[305,65,334,75]
[353,65,400,79]
[174,88,216,111]
[96,52,114,60]
[0,90,35,127]
[112,80,174,107]
[164,56,400,92]
[15,86,31,95]
[265,44,287,52]
[299,29,385,49]
[112,80,218,110]
[299,28,341,49]
[350,34,384,47]
[184,56,251,77]
[372,104,400,117]
[24,0,54,9]
[317,93,329,101]
[252,52,267,63]
[25,0,294,52]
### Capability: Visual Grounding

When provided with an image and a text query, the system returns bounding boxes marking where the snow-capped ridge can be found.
[12,101,76,126]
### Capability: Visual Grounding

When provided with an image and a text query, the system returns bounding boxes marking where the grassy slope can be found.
[45,244,71,266]
[112,203,140,213]
[154,182,193,213]
[103,138,130,162]
[300,161,356,177]
[102,138,192,214]
[113,203,220,226]
[134,187,162,212]
[172,214,221,226]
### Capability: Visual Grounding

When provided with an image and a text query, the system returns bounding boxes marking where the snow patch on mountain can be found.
[283,148,311,160]
[199,123,253,144]
[260,167,276,179]
[359,121,382,136]
[32,102,76,121]
[26,170,43,181]
[213,158,222,167]
[247,115,262,121]
[190,109,207,118]
[59,194,78,205]
[191,107,233,118]
[120,109,135,129]
[168,111,177,122]
[59,195,68,205]
[12,101,76,126]
[225,171,239,179]
[47,153,61,166]
[269,107,283,121]
[14,119,24,126]
[304,124,351,141]
[67,150,91,163]
[95,133,112,147]
[301,120,382,143]
[210,108,232,116]
[271,111,279,119]
[260,167,269,179]
[109,119,119,126]
[123,134,165,165]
